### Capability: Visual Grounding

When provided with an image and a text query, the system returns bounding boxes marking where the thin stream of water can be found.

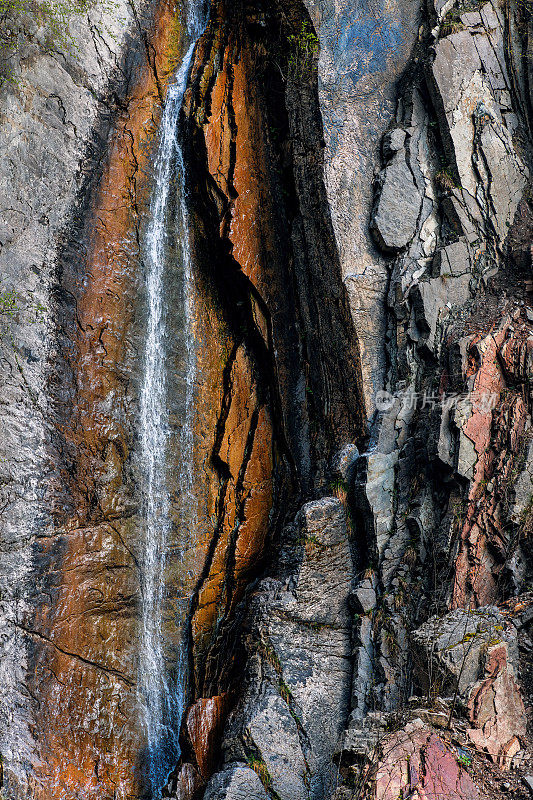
[138,2,207,795]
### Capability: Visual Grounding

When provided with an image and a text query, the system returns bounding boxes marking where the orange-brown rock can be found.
[184,695,230,781]
[30,3,197,798]
[170,0,366,792]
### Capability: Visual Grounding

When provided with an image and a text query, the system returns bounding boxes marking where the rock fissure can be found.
[12,622,135,687]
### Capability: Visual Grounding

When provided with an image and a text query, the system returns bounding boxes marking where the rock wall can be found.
[184,0,533,797]
[2,0,366,796]
[0,2,152,796]
[303,0,420,412]
[1,0,533,798]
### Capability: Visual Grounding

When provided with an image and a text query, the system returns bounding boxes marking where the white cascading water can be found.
[138,1,207,795]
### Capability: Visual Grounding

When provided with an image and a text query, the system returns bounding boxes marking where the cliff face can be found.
[1,0,533,799]
[0,3,191,797]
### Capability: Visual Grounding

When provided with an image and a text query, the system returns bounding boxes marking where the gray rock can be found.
[523,776,533,794]
[383,127,407,158]
[294,498,355,625]
[411,271,471,347]
[510,440,533,523]
[354,577,377,614]
[430,22,527,243]
[432,0,455,20]
[364,451,399,558]
[412,607,519,695]
[431,31,483,115]
[246,693,309,800]
[332,444,359,484]
[461,10,483,27]
[203,765,269,800]
[215,497,356,800]
[352,614,375,717]
[340,710,389,758]
[303,0,420,410]
[441,196,480,244]
[371,147,423,252]
[456,429,478,481]
[434,239,471,277]
[437,402,455,468]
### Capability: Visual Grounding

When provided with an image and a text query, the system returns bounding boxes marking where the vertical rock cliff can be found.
[1,0,533,798]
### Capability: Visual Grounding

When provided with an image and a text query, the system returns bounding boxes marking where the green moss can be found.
[279,678,292,704]
[259,640,282,674]
[456,751,472,768]
[0,288,46,341]
[441,17,464,36]
[164,8,185,77]
[0,288,20,320]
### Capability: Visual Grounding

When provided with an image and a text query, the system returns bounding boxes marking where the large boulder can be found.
[203,765,269,800]
[372,722,481,800]
[371,130,423,252]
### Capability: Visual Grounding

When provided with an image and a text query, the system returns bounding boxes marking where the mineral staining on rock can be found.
[1,0,533,798]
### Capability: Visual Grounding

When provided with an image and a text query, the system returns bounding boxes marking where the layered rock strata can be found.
[187,0,533,797]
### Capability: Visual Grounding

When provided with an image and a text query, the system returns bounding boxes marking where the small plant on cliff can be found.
[0,287,46,341]
[247,755,272,788]
[435,168,459,192]
[0,287,20,321]
[287,19,319,78]
[279,678,292,704]
[440,6,465,36]
[456,750,472,768]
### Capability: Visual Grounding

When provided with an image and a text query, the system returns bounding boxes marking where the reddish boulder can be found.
[185,695,230,781]
[466,641,526,768]
[374,723,480,800]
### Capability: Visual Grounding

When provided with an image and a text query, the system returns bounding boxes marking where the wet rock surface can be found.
[0,1,155,797]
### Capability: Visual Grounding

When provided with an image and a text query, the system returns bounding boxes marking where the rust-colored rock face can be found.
[152,0,366,711]
[25,4,196,798]
[6,0,533,796]
[162,0,366,794]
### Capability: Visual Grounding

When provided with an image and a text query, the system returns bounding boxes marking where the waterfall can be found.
[138,2,207,795]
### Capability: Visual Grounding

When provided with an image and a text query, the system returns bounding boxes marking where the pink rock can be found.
[466,642,526,765]
[375,726,480,800]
